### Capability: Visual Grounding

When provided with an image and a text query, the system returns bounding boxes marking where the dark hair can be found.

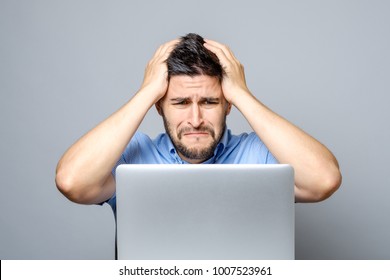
[167,33,224,82]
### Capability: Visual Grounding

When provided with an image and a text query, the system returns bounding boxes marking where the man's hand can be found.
[203,39,251,105]
[140,39,180,103]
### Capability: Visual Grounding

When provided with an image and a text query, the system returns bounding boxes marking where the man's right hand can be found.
[139,39,180,103]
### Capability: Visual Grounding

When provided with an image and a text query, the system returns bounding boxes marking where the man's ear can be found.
[155,100,163,116]
[225,102,232,116]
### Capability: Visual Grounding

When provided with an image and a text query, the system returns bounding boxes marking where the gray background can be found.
[1,0,389,259]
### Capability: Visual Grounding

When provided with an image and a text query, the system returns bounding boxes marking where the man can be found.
[55,33,342,213]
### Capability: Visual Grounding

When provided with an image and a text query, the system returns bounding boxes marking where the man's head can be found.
[156,33,231,164]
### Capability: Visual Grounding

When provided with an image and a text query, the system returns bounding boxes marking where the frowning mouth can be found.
[178,126,215,140]
[183,132,209,136]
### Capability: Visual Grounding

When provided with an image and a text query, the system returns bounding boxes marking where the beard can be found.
[162,113,226,162]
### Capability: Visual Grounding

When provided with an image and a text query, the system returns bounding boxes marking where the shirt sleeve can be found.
[246,132,279,164]
[104,132,146,212]
[111,132,150,178]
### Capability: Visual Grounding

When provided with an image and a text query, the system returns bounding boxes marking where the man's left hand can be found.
[203,39,250,105]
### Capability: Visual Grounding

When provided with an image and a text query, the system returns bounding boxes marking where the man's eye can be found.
[173,100,190,106]
[203,100,218,105]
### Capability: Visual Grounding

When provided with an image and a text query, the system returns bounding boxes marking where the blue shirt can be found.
[106,128,278,215]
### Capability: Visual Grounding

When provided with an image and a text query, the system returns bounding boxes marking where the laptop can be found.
[116,164,294,260]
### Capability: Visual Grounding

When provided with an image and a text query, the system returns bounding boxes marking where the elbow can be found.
[311,169,342,202]
[55,169,90,204]
[296,168,342,203]
[318,173,342,202]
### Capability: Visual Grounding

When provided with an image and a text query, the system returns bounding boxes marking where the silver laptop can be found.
[116,164,294,260]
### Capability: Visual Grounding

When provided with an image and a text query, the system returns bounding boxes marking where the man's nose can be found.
[188,104,203,128]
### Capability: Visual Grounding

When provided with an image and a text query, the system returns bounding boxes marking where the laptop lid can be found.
[116,164,294,260]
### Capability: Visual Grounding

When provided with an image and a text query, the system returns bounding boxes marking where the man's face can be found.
[156,75,231,164]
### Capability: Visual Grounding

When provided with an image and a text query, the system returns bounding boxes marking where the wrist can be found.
[228,88,253,107]
[137,85,166,105]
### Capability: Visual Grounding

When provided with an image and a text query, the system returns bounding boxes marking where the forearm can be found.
[55,89,157,203]
[55,39,180,204]
[232,90,341,202]
[203,39,341,202]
